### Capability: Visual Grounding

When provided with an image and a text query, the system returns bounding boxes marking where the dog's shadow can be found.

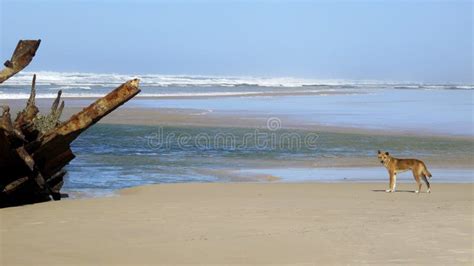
[372,189,417,193]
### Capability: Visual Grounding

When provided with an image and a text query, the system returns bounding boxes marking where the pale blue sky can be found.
[1,0,472,83]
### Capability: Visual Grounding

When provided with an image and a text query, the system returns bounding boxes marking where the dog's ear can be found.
[378,150,381,154]
[385,152,389,155]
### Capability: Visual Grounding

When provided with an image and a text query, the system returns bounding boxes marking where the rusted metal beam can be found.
[3,177,28,194]
[0,40,41,84]
[56,78,140,136]
[1,106,13,132]
[15,74,39,132]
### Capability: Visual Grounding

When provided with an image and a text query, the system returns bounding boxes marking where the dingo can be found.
[377,150,432,193]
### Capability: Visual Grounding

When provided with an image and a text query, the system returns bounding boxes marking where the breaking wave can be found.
[0,71,471,99]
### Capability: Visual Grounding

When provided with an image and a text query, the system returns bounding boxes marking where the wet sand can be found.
[1,183,472,265]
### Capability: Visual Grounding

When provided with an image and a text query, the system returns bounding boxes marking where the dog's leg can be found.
[422,174,431,193]
[386,171,395,192]
[392,174,397,192]
[413,171,421,193]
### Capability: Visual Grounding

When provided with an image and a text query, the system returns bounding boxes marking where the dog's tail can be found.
[423,165,432,179]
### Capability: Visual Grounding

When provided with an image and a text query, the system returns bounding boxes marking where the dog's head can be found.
[377,150,391,164]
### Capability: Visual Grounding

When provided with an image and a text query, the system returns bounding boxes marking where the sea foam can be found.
[0,71,471,99]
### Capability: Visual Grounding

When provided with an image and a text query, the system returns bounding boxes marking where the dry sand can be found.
[1,183,472,265]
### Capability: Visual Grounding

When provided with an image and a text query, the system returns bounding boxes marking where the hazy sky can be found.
[1,0,472,83]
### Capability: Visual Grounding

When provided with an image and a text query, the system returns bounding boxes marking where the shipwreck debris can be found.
[0,40,141,207]
[0,40,41,83]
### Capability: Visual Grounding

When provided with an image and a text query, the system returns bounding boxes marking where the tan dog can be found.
[377,150,432,193]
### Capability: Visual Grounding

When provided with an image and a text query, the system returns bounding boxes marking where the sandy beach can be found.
[1,183,472,265]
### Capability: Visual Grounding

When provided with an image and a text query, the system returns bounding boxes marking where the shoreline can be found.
[2,182,472,265]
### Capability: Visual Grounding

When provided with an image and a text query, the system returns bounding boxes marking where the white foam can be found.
[0,92,106,99]
[56,86,92,90]
[0,89,352,99]
[0,71,409,88]
[138,91,263,98]
[0,71,471,100]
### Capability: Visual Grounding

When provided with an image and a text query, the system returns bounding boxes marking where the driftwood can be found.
[0,40,41,84]
[0,40,141,207]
